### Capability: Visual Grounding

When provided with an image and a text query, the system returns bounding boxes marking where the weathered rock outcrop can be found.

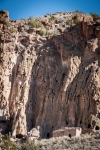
[0,11,100,138]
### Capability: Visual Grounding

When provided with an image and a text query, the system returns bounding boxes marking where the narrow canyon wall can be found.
[0,13,100,138]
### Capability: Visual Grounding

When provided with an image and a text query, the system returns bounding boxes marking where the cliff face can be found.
[0,11,100,138]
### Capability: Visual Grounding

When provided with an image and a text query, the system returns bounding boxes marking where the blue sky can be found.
[0,0,100,20]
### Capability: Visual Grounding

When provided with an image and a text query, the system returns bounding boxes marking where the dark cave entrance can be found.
[69,134,71,138]
[47,133,50,138]
[95,126,99,130]
[16,134,23,139]
[80,121,82,124]
[66,121,68,125]
[88,123,91,129]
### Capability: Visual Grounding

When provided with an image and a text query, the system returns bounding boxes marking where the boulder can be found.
[96,19,100,25]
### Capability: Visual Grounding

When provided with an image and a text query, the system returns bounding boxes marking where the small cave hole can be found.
[16,134,23,139]
[88,123,91,129]
[80,121,82,124]
[47,133,50,138]
[69,134,71,138]
[95,126,99,130]
[0,120,7,123]
[66,121,68,125]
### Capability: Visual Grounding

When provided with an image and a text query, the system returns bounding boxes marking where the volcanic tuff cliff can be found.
[0,10,100,138]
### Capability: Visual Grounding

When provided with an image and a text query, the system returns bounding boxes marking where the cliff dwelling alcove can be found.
[69,134,71,138]
[88,123,91,129]
[95,126,99,130]
[16,134,23,139]
[47,133,50,138]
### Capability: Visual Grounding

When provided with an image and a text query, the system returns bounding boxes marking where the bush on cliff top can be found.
[90,12,100,21]
[28,16,43,28]
[73,18,81,24]
[9,27,16,33]
[49,15,57,22]
[0,14,8,25]
[21,141,42,150]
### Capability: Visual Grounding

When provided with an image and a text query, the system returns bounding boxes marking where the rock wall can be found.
[0,11,100,138]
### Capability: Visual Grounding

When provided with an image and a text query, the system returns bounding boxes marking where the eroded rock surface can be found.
[0,11,100,138]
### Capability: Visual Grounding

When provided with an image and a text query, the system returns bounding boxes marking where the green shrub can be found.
[37,21,43,28]
[50,29,60,36]
[28,16,43,28]
[49,15,57,22]
[57,29,60,35]
[90,12,100,21]
[45,29,51,36]
[0,15,7,25]
[39,30,45,36]
[0,14,2,19]
[1,134,17,150]
[73,18,81,24]
[21,141,42,150]
[28,16,36,28]
[66,20,72,25]
[9,27,16,33]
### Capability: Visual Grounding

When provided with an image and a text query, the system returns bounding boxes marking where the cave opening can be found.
[0,120,7,123]
[69,134,71,138]
[16,134,23,139]
[95,126,99,130]
[80,121,82,124]
[66,121,68,125]
[47,133,50,138]
[88,123,91,129]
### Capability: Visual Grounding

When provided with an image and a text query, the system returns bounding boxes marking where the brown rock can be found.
[0,24,3,30]
[96,19,100,25]
[0,11,100,139]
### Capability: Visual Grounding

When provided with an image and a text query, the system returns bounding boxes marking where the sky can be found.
[0,0,100,20]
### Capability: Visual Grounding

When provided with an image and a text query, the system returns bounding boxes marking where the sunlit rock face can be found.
[0,11,100,138]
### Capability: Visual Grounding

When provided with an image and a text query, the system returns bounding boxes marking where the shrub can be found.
[57,17,65,23]
[39,30,45,36]
[73,18,81,24]
[45,29,51,36]
[57,29,60,35]
[9,27,16,33]
[28,16,43,28]
[0,14,2,19]
[1,134,17,150]
[0,15,7,25]
[28,17,36,28]
[3,25,8,30]
[49,15,57,22]
[20,141,42,150]
[50,29,60,36]
[66,20,72,25]
[90,12,100,21]
[37,21,43,28]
